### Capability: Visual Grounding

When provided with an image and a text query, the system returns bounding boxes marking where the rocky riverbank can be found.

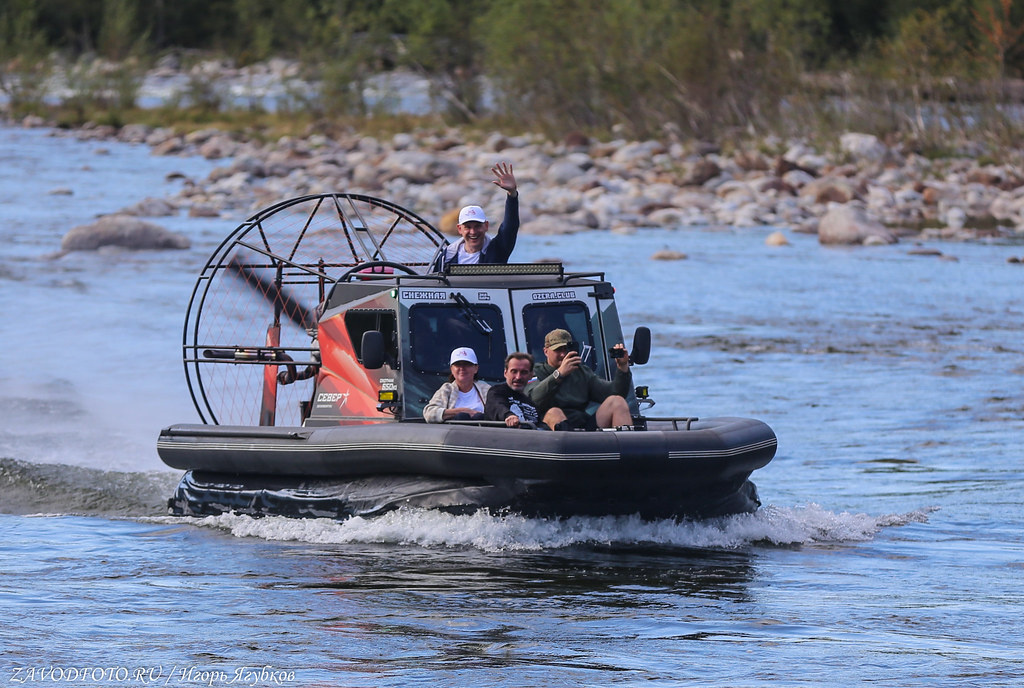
[16,114,1024,252]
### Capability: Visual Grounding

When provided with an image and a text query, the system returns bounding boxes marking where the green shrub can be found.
[0,0,52,117]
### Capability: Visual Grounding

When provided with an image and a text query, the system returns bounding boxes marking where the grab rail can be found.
[444,420,540,430]
[642,416,700,430]
[160,426,312,440]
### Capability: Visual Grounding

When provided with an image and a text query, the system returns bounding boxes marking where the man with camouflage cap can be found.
[526,328,633,430]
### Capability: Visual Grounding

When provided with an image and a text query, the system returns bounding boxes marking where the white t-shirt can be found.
[455,388,484,412]
[457,245,481,264]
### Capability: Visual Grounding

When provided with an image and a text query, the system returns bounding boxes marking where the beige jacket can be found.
[422,381,492,423]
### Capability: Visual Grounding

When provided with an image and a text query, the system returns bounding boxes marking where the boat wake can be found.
[0,457,178,518]
[1,456,932,551]
[156,502,933,552]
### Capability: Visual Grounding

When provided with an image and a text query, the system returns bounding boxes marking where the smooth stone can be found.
[61,214,190,251]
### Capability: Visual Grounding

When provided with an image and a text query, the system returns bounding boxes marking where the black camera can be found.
[609,348,626,358]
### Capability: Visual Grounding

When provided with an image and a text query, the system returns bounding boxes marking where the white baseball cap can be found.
[449,347,478,365]
[458,205,487,224]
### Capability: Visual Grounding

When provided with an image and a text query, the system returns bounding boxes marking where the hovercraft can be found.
[157,193,776,519]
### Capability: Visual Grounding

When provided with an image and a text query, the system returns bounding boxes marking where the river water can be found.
[1,124,1023,687]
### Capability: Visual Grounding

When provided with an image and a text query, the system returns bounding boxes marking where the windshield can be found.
[408,304,507,380]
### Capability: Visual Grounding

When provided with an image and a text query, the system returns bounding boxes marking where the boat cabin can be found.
[305,263,649,426]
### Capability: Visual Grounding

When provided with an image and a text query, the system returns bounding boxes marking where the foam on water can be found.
[2,453,931,551]
[163,502,932,552]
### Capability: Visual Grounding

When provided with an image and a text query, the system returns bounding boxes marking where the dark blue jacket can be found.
[432,194,519,272]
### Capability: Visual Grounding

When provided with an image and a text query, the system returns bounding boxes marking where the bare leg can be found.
[543,407,569,429]
[595,395,631,428]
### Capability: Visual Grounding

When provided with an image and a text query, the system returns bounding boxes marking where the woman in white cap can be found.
[432,162,520,272]
[423,347,492,422]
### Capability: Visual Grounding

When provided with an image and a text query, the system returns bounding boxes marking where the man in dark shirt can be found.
[486,352,569,430]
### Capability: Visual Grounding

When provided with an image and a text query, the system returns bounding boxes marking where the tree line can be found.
[3,0,1024,147]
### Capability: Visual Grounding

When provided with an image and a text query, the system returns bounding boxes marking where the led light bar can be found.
[446,262,564,276]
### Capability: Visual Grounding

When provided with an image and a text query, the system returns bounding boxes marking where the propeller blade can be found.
[227,255,317,331]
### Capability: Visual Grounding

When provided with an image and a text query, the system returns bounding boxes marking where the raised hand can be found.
[491,162,517,196]
[558,351,581,377]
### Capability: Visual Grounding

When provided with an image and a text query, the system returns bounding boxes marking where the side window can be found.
[524,303,596,370]
[344,310,398,364]
[408,304,507,380]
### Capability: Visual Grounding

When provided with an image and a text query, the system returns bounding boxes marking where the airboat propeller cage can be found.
[182,193,445,426]
[181,193,650,428]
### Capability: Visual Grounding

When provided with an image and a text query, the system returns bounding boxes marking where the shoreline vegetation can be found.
[4,1,1024,250]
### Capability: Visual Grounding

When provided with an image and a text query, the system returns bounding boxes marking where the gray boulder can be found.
[840,133,887,162]
[61,214,190,251]
[120,197,178,217]
[801,177,859,205]
[817,203,897,245]
[379,151,459,184]
[546,159,588,184]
